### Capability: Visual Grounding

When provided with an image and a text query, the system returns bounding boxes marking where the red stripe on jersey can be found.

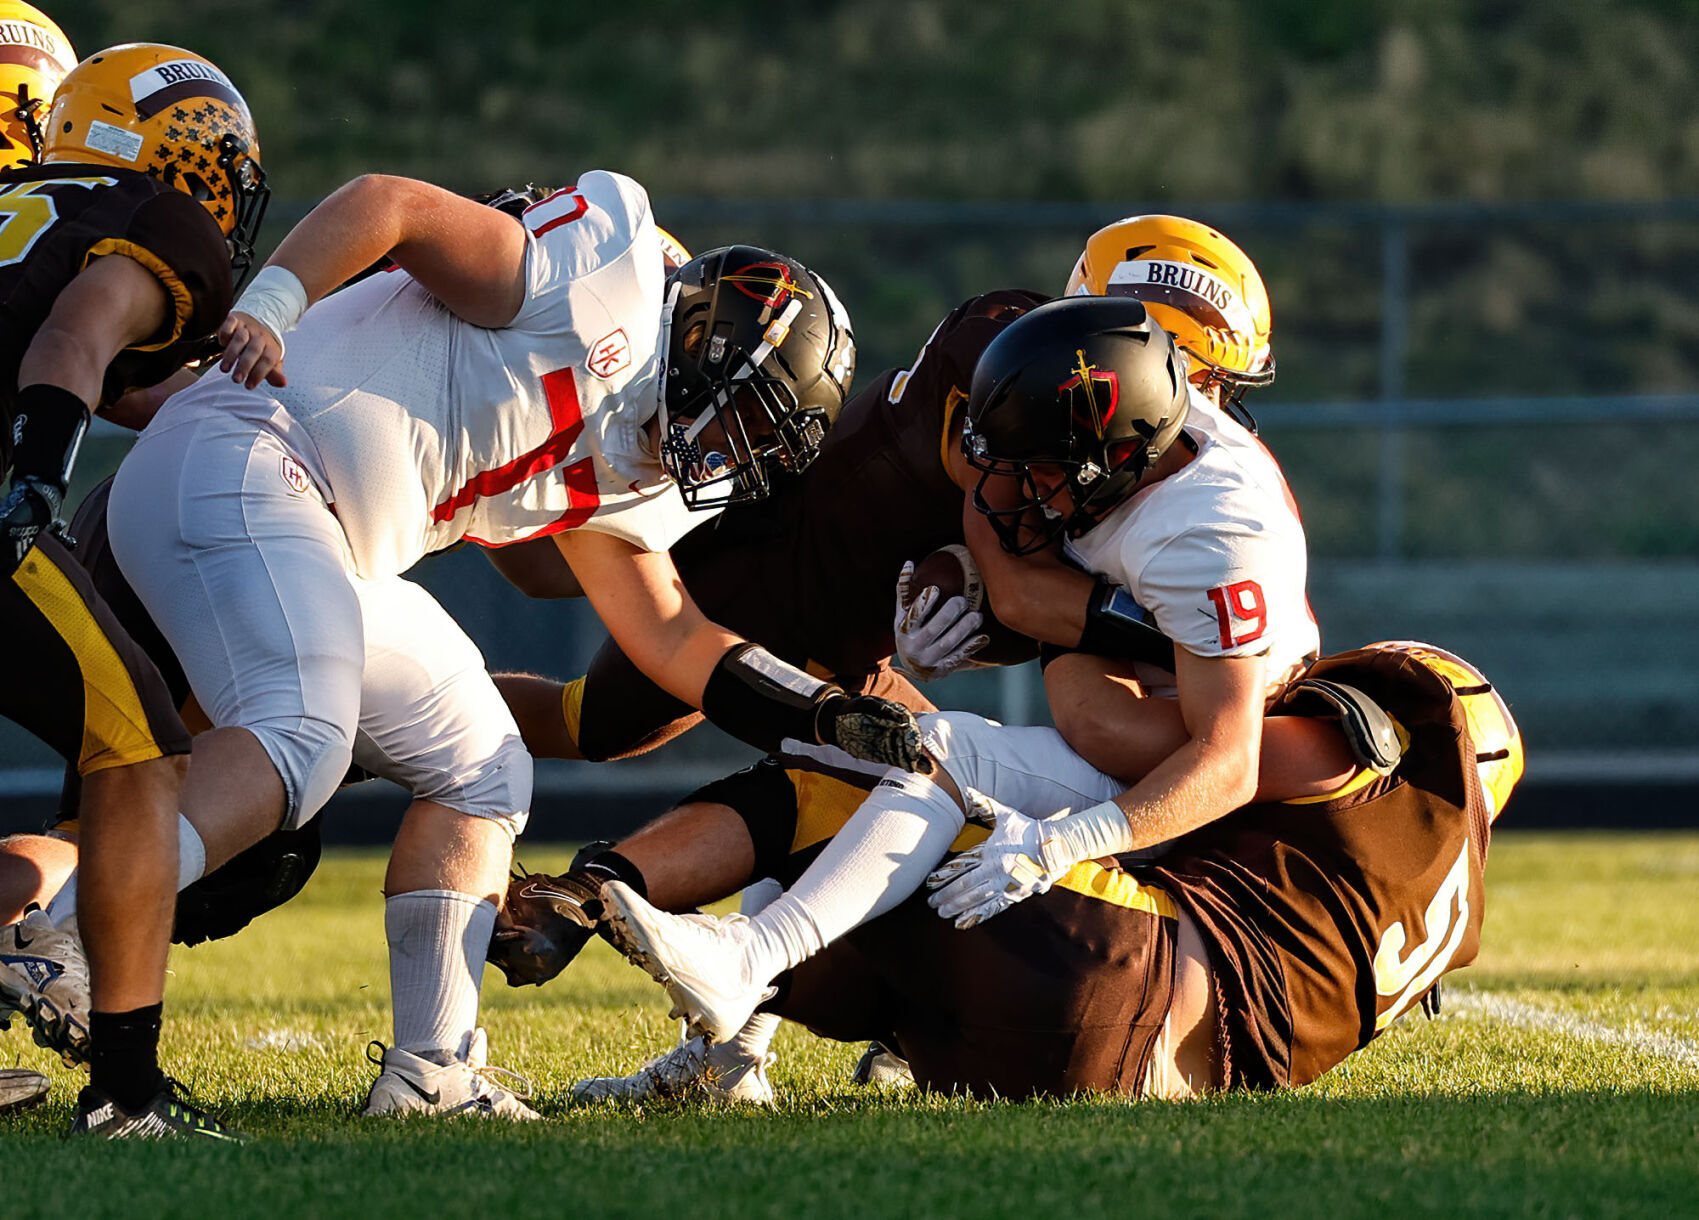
[430,367,588,524]
[525,189,589,237]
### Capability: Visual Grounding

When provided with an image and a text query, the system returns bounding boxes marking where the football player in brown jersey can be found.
[0,40,264,1139]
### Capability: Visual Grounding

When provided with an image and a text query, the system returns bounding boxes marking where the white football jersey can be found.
[1064,387,1318,699]
[163,170,705,580]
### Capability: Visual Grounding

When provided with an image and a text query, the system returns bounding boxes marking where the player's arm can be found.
[219,174,529,388]
[484,535,586,599]
[98,366,199,432]
[962,501,1094,644]
[3,255,171,568]
[554,527,927,770]
[927,646,1265,928]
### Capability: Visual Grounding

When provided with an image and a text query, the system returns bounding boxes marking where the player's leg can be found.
[107,412,364,867]
[0,833,77,925]
[602,711,1127,1042]
[348,577,536,1119]
[1044,652,1359,797]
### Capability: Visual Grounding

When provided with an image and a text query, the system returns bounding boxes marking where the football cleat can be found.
[69,1078,242,1140]
[571,1033,775,1107]
[0,909,90,1066]
[362,1028,539,1120]
[601,881,776,1045]
[0,1067,49,1114]
[851,1041,915,1089]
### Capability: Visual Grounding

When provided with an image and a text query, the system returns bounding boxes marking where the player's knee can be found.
[252,716,356,830]
[918,710,1005,794]
[414,733,533,841]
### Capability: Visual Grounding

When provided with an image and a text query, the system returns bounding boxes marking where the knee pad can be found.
[251,717,355,830]
[679,757,799,883]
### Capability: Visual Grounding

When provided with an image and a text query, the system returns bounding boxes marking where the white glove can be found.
[893,561,988,682]
[925,789,1076,929]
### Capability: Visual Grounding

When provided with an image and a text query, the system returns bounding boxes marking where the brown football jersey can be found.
[1147,646,1494,1090]
[668,287,1049,681]
[0,162,232,468]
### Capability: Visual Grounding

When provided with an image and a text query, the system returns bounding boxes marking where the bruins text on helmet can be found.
[44,42,268,280]
[962,296,1190,555]
[658,245,855,509]
[0,1,73,167]
[1067,214,1273,429]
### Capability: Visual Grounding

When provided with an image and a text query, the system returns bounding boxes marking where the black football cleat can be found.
[69,1079,244,1141]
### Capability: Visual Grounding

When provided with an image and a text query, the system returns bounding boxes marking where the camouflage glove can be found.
[815,692,932,774]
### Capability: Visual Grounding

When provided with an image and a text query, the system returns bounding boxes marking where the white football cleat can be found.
[571,1033,775,1106]
[851,1040,915,1089]
[0,1067,50,1114]
[362,1028,539,1120]
[0,910,90,1066]
[601,881,774,1045]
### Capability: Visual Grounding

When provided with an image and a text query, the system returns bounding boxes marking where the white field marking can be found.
[244,1028,328,1053]
[1446,992,1699,1068]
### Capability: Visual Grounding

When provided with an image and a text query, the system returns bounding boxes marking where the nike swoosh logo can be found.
[11,928,32,949]
[518,883,584,907]
[400,1076,441,1107]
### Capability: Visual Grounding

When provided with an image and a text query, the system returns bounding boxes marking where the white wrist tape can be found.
[232,265,309,355]
[1050,799,1136,865]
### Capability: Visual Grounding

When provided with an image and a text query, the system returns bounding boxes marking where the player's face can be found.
[1024,462,1077,516]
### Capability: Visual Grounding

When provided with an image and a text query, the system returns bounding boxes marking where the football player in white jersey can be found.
[591,296,1395,1046]
[100,169,922,1117]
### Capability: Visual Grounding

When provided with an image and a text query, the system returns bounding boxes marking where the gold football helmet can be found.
[1066,214,1274,418]
[0,2,75,168]
[1369,640,1525,822]
[43,43,268,278]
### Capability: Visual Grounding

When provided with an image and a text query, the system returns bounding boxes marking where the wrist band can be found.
[232,265,309,356]
[700,642,840,753]
[1051,799,1136,866]
[8,382,90,486]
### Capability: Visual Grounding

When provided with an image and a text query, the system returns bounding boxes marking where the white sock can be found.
[737,771,964,985]
[46,814,208,927]
[707,878,786,1074]
[385,889,497,1061]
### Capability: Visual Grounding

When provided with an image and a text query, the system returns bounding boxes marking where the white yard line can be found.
[1447,992,1699,1068]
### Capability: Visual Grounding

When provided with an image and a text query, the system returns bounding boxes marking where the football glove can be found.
[893,562,987,682]
[815,692,932,773]
[1,475,67,573]
[925,789,1075,929]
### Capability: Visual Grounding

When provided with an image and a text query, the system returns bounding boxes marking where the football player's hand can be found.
[0,476,66,574]
[893,561,987,682]
[487,868,601,987]
[217,311,288,390]
[925,790,1076,929]
[815,692,933,774]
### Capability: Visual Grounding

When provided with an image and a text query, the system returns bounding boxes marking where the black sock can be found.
[89,1004,166,1113]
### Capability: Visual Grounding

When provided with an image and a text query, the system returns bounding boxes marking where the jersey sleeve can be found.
[1133,526,1281,661]
[508,170,659,336]
[92,187,233,351]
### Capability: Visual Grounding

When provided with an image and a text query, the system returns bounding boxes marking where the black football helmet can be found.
[658,245,855,509]
[963,296,1190,554]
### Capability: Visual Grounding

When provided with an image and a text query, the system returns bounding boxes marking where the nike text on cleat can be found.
[600,882,776,1045]
[570,1033,775,1106]
[69,1079,244,1141]
[361,1028,539,1120]
[0,910,90,1066]
[0,1067,50,1114]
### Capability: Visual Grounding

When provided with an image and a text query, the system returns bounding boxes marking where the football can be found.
[902,545,1037,666]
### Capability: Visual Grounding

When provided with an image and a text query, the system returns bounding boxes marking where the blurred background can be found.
[5,0,1696,837]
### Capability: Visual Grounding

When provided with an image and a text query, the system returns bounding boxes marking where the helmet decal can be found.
[722,261,813,308]
[1059,349,1118,436]
[128,58,242,119]
[1105,257,1255,338]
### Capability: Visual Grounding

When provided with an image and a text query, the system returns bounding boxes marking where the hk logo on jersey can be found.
[587,329,631,379]
[280,455,309,494]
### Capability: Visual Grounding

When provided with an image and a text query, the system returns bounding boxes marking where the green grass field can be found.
[3,832,1698,1218]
